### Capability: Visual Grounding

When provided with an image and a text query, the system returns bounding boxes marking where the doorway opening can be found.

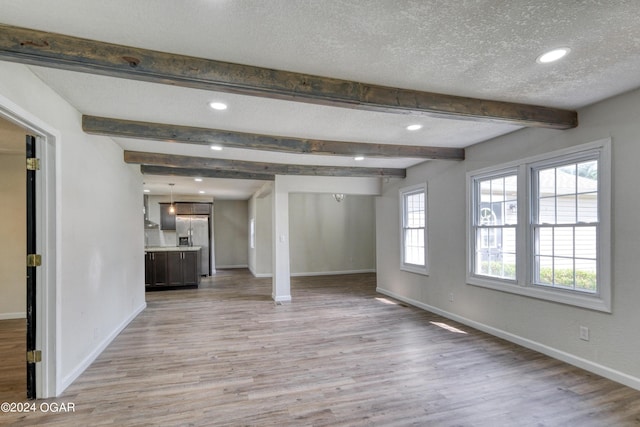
[0,96,58,399]
[0,117,27,400]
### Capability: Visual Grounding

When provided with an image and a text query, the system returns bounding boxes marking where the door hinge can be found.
[27,350,42,364]
[26,158,40,171]
[27,254,42,267]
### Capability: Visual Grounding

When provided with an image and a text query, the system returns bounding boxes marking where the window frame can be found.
[469,167,520,284]
[400,183,429,275]
[466,138,611,312]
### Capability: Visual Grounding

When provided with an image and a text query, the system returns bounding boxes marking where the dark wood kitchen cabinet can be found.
[166,250,200,287]
[181,250,199,285]
[191,203,211,214]
[159,203,176,230]
[145,249,200,290]
[159,202,211,230]
[145,251,167,286]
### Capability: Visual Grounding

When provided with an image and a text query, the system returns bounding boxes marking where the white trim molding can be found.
[399,182,429,276]
[0,312,27,320]
[0,92,60,399]
[290,269,376,277]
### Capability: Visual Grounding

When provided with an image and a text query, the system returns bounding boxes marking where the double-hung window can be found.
[531,155,599,293]
[471,171,518,281]
[467,139,611,312]
[400,183,428,275]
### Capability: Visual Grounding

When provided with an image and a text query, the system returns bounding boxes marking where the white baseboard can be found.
[247,265,271,278]
[272,293,292,303]
[0,312,26,320]
[216,264,249,269]
[59,302,146,393]
[291,269,376,277]
[376,287,640,392]
[248,269,376,279]
[252,273,272,278]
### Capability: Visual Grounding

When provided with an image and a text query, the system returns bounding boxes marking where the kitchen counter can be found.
[145,246,201,252]
[145,246,202,290]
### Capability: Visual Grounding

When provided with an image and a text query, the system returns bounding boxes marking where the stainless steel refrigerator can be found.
[176,215,211,276]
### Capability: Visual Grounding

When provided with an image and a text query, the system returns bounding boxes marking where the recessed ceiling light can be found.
[354,156,365,161]
[199,190,205,194]
[194,178,203,182]
[209,101,228,110]
[143,189,150,193]
[406,124,422,131]
[536,48,570,64]
[210,145,223,151]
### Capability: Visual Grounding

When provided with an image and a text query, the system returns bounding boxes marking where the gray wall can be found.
[0,118,26,319]
[376,87,640,389]
[249,188,376,277]
[289,193,376,275]
[214,200,249,268]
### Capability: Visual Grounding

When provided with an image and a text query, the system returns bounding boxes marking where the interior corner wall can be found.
[214,200,249,268]
[289,193,376,275]
[375,86,640,390]
[0,61,146,395]
[0,119,26,319]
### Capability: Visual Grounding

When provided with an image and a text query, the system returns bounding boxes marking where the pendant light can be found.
[169,183,175,214]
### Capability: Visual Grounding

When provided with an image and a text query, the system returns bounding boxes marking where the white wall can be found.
[289,193,376,275]
[0,61,146,395]
[214,200,249,268]
[0,118,26,319]
[376,87,640,390]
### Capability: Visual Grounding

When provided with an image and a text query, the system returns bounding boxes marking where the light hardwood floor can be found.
[0,318,25,403]
[2,270,639,426]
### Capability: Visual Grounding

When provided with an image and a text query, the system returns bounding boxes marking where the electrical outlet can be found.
[579,326,590,341]
[448,293,454,302]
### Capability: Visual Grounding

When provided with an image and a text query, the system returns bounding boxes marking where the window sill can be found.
[466,275,611,313]
[401,264,430,276]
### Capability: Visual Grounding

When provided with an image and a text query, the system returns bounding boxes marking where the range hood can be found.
[143,195,160,229]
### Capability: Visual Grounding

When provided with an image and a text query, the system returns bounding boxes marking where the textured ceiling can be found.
[1,0,639,198]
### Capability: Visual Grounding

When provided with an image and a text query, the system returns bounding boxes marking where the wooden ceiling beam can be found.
[83,115,465,160]
[0,24,577,129]
[125,151,406,178]
[141,165,275,181]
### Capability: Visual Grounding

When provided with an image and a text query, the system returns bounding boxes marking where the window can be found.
[400,183,428,275]
[467,139,611,312]
[532,157,599,293]
[471,171,518,281]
